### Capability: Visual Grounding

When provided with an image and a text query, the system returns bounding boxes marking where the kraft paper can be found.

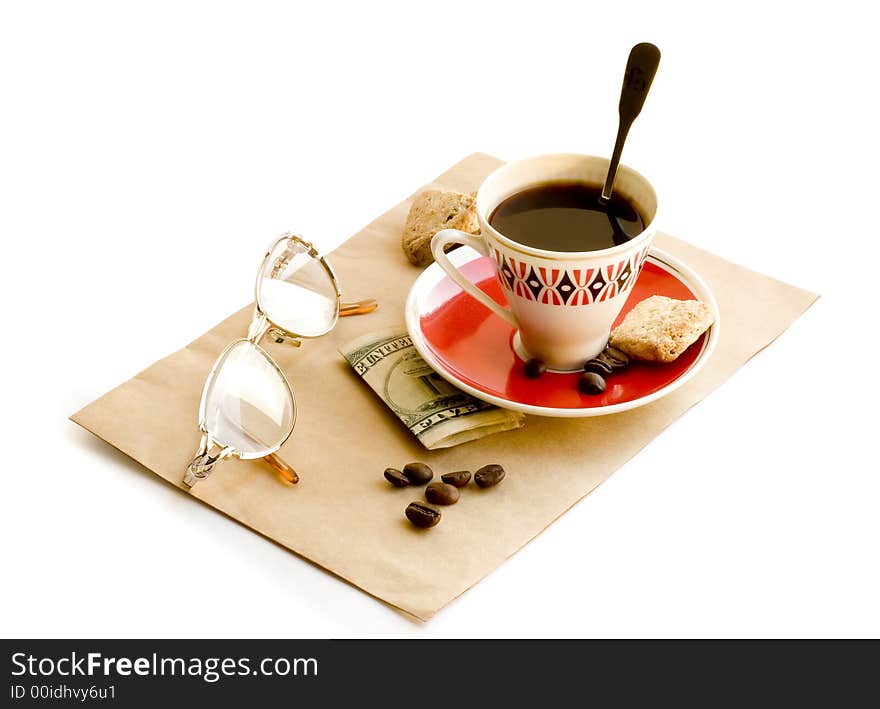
[71,153,818,620]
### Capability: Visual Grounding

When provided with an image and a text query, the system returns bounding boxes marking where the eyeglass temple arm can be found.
[340,298,377,317]
[263,452,299,484]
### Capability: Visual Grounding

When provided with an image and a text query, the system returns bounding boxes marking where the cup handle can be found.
[431,229,518,327]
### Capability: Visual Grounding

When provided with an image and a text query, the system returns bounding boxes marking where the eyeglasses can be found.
[183,233,376,488]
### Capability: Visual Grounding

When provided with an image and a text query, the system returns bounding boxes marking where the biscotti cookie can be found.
[608,295,714,363]
[401,189,479,267]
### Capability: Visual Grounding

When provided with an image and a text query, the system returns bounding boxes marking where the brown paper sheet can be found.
[71,153,818,621]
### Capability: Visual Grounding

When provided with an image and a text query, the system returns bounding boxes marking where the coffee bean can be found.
[403,462,433,485]
[524,358,547,379]
[578,371,606,394]
[584,359,613,376]
[384,468,410,487]
[594,353,617,369]
[426,482,460,505]
[405,502,441,528]
[474,464,505,488]
[602,346,630,369]
[441,470,471,487]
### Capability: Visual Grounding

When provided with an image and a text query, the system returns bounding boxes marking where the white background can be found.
[2,1,878,638]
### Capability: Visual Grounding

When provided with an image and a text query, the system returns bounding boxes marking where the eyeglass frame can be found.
[183,232,375,489]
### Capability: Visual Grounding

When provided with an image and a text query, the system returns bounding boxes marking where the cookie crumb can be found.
[401,189,479,267]
[609,295,714,362]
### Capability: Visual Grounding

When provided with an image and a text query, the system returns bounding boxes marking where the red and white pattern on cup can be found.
[492,245,650,307]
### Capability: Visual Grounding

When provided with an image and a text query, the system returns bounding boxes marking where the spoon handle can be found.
[601,42,661,202]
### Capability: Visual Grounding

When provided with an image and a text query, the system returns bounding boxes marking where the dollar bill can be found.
[340,327,525,449]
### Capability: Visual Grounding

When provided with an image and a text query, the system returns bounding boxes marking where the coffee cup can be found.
[431,153,658,371]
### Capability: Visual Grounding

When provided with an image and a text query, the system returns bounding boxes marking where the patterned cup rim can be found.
[476,153,658,262]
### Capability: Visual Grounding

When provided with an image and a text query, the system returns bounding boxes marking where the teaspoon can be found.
[600,42,661,204]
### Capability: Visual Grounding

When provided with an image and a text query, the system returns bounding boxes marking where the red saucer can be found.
[405,248,719,417]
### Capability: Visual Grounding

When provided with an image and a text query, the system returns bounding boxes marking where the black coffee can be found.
[488,181,646,252]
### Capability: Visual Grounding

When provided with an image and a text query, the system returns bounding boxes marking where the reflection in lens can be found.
[257,238,338,337]
[202,340,295,457]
